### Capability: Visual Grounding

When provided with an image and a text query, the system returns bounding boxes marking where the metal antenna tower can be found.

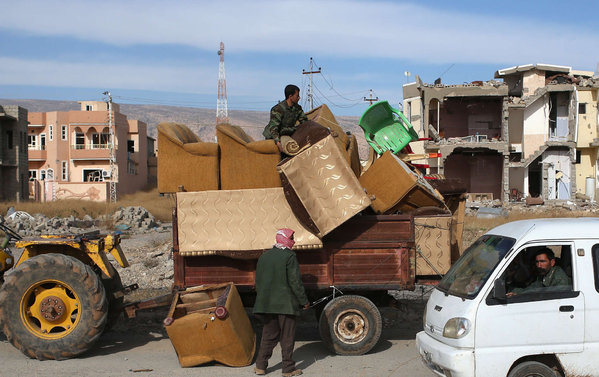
[103,91,117,203]
[302,57,321,111]
[216,42,229,125]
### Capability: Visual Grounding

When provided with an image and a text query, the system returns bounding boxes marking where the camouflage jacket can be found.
[262,100,308,142]
[513,265,571,294]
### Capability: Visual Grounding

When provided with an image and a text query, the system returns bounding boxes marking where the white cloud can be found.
[0,56,293,98]
[3,1,598,68]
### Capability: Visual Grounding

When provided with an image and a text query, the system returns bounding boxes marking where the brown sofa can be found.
[216,123,281,190]
[157,122,219,193]
[306,104,361,177]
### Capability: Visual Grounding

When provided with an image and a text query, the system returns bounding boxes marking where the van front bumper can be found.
[416,331,475,377]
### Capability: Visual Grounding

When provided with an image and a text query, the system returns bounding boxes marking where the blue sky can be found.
[1,0,598,116]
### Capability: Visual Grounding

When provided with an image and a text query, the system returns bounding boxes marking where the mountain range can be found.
[1,98,368,158]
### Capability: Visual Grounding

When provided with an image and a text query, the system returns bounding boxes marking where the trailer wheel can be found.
[507,361,557,377]
[0,253,107,360]
[318,295,382,355]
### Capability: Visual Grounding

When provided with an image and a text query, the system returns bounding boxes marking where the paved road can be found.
[1,305,435,377]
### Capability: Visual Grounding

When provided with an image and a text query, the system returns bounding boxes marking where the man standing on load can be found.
[253,228,309,377]
[263,84,308,153]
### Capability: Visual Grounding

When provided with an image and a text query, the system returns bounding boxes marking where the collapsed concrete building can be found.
[403,64,599,202]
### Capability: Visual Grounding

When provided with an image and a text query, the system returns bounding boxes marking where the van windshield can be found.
[437,234,515,299]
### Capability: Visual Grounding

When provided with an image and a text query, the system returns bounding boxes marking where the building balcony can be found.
[28,147,47,161]
[70,144,113,160]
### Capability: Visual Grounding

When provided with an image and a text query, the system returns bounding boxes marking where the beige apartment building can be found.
[28,101,156,201]
[403,64,599,202]
[0,105,28,202]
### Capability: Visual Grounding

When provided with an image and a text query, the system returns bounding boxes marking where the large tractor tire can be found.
[318,295,382,356]
[0,253,108,360]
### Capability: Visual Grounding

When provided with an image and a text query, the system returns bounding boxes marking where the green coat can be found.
[262,101,308,142]
[253,247,308,316]
[512,265,571,294]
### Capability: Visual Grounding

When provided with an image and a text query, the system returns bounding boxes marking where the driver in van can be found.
[507,247,570,296]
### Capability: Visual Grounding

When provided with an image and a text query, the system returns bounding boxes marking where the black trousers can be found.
[255,314,297,373]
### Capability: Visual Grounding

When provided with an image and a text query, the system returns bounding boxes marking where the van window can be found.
[502,245,573,302]
[438,234,515,299]
[592,244,599,293]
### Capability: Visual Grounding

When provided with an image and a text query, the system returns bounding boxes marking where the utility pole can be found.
[302,57,321,111]
[104,91,117,203]
[216,42,229,125]
[363,89,379,106]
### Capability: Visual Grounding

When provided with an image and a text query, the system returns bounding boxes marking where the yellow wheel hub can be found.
[21,280,81,339]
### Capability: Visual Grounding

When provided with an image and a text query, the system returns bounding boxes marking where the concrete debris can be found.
[0,206,169,238]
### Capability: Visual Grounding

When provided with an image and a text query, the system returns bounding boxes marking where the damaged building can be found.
[403,64,599,203]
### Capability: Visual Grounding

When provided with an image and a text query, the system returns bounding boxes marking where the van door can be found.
[474,244,584,376]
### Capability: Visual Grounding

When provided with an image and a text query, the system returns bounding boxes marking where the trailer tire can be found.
[508,361,557,377]
[0,253,107,360]
[318,295,382,356]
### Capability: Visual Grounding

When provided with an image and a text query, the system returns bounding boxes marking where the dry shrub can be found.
[0,188,174,223]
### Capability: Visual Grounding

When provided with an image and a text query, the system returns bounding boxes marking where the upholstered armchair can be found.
[157,122,219,193]
[216,123,281,190]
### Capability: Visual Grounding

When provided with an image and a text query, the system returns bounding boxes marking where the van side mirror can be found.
[493,279,507,302]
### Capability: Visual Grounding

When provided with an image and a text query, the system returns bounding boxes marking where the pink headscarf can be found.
[275,228,295,249]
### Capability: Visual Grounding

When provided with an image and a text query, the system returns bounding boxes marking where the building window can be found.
[86,104,93,111]
[101,129,110,147]
[6,130,13,149]
[29,170,37,181]
[127,140,135,153]
[47,168,54,180]
[40,133,46,150]
[61,161,68,181]
[28,134,37,149]
[576,150,582,164]
[40,169,46,180]
[75,132,85,149]
[49,125,53,141]
[83,169,103,182]
[579,103,587,114]
[127,160,137,175]
[61,125,67,140]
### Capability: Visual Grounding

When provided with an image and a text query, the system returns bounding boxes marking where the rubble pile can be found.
[112,206,165,232]
[0,206,168,237]
[115,232,174,290]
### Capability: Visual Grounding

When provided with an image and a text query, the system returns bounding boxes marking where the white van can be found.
[417,217,599,377]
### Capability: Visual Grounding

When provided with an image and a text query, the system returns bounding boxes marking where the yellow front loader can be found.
[0,220,134,360]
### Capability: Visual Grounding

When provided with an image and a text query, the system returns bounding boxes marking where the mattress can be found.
[277,134,371,238]
[176,188,322,255]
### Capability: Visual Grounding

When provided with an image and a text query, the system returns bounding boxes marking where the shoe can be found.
[254,366,266,375]
[282,369,302,377]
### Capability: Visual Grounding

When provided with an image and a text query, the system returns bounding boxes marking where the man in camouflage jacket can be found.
[263,84,308,152]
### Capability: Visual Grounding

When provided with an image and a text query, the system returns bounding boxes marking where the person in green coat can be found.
[253,228,309,377]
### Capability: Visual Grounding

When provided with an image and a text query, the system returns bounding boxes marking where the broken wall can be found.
[523,98,549,159]
[444,151,503,199]
[434,98,502,139]
[542,149,573,200]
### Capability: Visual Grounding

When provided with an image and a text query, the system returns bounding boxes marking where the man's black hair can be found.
[535,247,555,260]
[285,84,300,99]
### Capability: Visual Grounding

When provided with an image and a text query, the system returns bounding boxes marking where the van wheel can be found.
[508,361,557,377]
[318,295,382,355]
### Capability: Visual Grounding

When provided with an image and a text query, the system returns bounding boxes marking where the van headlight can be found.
[443,317,470,339]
